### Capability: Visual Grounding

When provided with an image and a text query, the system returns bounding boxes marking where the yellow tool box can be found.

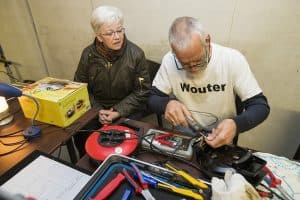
[18,77,91,127]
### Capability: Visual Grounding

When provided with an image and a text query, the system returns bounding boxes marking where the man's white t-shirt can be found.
[153,43,262,126]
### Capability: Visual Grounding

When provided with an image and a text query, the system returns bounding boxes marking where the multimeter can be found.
[141,129,195,160]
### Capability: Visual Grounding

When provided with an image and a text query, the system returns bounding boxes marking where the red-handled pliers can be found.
[122,162,156,200]
[263,166,293,200]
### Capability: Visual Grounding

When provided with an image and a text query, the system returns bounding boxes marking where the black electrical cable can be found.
[63,121,83,134]
[0,71,21,82]
[0,138,27,146]
[259,182,285,200]
[0,130,24,138]
[0,140,28,157]
[188,110,219,127]
[57,145,62,159]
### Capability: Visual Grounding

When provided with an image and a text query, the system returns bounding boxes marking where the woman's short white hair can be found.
[169,17,208,51]
[91,5,124,35]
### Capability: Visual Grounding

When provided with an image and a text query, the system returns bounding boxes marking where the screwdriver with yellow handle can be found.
[165,163,209,190]
[158,182,204,200]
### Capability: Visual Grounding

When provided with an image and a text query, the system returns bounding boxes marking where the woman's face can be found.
[96,21,125,50]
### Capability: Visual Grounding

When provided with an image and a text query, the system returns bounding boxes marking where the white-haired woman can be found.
[74,6,151,157]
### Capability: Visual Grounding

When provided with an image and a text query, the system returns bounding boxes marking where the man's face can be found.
[173,34,210,73]
[96,21,125,50]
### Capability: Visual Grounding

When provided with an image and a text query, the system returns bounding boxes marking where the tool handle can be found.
[123,168,143,193]
[158,183,203,200]
[263,166,281,187]
[121,189,132,200]
[130,162,149,189]
[165,163,208,189]
[90,173,125,200]
[179,171,208,189]
[135,173,158,187]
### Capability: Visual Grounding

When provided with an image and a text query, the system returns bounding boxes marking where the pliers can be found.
[263,166,294,200]
[122,162,156,200]
[165,162,209,190]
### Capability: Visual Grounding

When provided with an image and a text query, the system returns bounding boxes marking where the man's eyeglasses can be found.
[173,45,210,71]
[101,27,125,37]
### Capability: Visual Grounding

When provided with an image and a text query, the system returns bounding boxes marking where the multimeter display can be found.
[141,129,195,160]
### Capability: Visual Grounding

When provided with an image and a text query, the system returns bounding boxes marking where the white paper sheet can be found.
[1,155,90,200]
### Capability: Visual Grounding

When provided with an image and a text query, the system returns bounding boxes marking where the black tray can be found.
[75,154,202,200]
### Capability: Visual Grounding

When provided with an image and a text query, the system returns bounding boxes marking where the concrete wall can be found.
[0,0,299,158]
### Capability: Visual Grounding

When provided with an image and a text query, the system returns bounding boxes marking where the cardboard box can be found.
[18,77,91,127]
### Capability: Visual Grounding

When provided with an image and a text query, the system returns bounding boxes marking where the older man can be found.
[149,17,270,148]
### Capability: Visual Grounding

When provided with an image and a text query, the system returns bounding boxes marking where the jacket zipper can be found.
[106,61,112,99]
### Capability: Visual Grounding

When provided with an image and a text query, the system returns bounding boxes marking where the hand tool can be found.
[90,172,125,200]
[263,166,293,200]
[141,171,204,200]
[122,162,156,200]
[158,182,204,200]
[121,189,132,200]
[256,189,273,199]
[165,162,209,190]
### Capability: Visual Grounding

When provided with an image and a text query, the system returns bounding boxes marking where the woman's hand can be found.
[99,108,120,124]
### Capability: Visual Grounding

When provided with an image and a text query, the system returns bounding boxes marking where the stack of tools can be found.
[158,162,210,200]
[259,166,294,200]
[76,155,212,200]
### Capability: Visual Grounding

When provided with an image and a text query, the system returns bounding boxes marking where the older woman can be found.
[74,5,151,157]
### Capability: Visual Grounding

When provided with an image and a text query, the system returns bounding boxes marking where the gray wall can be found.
[0,0,299,158]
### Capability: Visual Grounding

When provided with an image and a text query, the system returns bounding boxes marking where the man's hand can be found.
[165,100,191,127]
[99,108,120,124]
[205,119,237,148]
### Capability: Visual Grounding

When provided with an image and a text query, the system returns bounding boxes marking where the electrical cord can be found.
[259,182,285,200]
[57,145,62,159]
[0,138,27,146]
[189,110,219,127]
[0,140,27,157]
[0,129,24,138]
[0,71,21,82]
[63,121,83,134]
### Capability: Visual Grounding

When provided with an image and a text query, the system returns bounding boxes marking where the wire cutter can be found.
[263,166,294,200]
[141,171,205,200]
[165,162,209,190]
[122,162,156,200]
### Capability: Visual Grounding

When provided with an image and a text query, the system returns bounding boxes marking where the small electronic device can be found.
[196,144,267,185]
[141,129,195,160]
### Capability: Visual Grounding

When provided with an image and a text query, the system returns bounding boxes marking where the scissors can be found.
[122,162,156,200]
